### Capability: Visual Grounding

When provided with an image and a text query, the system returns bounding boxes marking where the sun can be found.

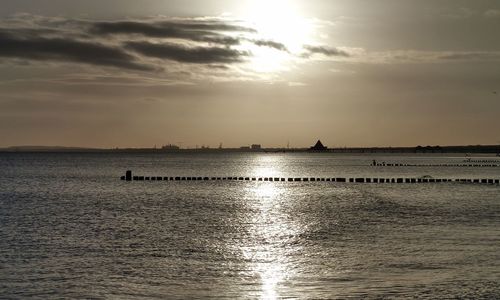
[241,0,313,52]
[237,0,315,73]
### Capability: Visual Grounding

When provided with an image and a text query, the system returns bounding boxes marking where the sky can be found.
[1,0,500,148]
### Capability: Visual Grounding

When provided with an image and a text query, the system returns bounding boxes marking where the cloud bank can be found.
[2,14,500,82]
[125,41,248,64]
[0,14,353,76]
[304,45,350,57]
[0,29,155,71]
[89,20,252,46]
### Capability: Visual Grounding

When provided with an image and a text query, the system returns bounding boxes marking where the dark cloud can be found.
[484,9,500,18]
[0,27,59,37]
[0,15,258,72]
[159,20,256,32]
[254,40,288,51]
[90,20,251,46]
[198,35,241,46]
[125,41,248,64]
[0,29,155,71]
[304,45,350,57]
[439,52,500,61]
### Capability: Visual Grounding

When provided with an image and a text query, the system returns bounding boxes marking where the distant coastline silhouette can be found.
[1,142,499,154]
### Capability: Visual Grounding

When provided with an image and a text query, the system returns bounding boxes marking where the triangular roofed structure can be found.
[310,140,327,151]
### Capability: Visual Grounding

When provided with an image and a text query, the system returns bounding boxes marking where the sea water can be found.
[1,152,499,298]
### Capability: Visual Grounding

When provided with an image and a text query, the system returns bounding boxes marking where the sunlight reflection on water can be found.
[243,155,299,299]
[243,183,288,299]
[1,153,500,299]
[249,155,287,178]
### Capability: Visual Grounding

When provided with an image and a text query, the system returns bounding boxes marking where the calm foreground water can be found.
[1,152,500,299]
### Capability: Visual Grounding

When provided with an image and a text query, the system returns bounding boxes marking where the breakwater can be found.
[373,163,500,167]
[121,171,499,185]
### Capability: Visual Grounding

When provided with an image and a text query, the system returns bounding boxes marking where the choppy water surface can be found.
[1,152,500,299]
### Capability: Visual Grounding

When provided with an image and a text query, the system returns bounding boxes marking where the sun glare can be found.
[238,0,315,73]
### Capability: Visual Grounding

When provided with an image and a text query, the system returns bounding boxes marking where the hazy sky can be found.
[1,0,500,148]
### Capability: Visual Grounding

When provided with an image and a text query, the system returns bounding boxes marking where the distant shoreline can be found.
[1,145,499,154]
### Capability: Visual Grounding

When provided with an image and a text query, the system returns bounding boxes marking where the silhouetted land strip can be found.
[121,171,499,185]
[2,144,500,154]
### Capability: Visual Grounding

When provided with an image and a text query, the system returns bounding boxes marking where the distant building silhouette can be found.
[251,144,261,150]
[162,144,180,150]
[310,140,327,151]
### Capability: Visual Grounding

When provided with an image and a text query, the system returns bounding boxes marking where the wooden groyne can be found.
[462,159,500,163]
[372,163,500,168]
[121,171,499,185]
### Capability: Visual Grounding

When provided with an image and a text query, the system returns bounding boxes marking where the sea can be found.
[1,152,499,299]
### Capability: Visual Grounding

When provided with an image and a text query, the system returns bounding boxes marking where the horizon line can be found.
[2,144,500,151]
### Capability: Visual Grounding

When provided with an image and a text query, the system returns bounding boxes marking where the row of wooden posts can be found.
[373,163,499,167]
[463,159,500,163]
[121,171,499,185]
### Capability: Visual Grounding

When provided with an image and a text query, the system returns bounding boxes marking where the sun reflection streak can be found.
[241,155,300,299]
[250,155,287,178]
[254,183,279,199]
